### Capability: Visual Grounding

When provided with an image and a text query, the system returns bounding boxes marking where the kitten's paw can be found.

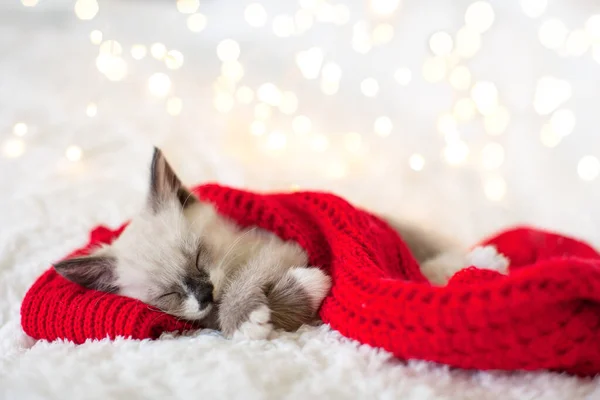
[466,245,509,274]
[232,305,274,340]
[290,267,331,311]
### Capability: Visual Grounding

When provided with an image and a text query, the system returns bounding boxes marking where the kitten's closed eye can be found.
[157,291,183,300]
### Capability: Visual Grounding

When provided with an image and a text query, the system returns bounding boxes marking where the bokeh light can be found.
[578,156,600,181]
[148,73,172,97]
[374,116,393,137]
[464,2,495,34]
[187,13,207,32]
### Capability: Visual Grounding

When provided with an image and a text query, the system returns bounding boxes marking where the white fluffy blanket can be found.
[2,0,600,398]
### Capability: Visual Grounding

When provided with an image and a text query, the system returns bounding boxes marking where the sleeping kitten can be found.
[54,148,330,339]
[54,147,467,339]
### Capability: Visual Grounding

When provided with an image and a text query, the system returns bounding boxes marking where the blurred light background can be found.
[1,0,599,245]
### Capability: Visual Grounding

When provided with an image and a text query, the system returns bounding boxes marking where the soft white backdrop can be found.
[1,0,600,399]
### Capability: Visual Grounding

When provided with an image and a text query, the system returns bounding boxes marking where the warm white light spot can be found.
[99,40,122,56]
[311,134,329,152]
[538,18,568,50]
[166,97,183,116]
[370,0,400,17]
[449,66,472,91]
[150,43,167,60]
[540,123,561,147]
[453,98,477,122]
[315,2,335,23]
[565,30,590,57]
[550,109,576,137]
[250,120,266,136]
[65,145,83,162]
[321,62,342,83]
[90,30,103,45]
[429,31,453,56]
[321,81,340,95]
[578,156,600,181]
[245,3,268,27]
[221,61,245,82]
[254,103,272,120]
[444,141,469,165]
[394,67,412,86]
[257,83,282,106]
[3,139,25,158]
[409,154,425,171]
[520,0,547,18]
[217,39,241,62]
[481,143,505,169]
[131,44,147,60]
[295,9,314,33]
[13,123,27,137]
[86,103,97,117]
[292,115,312,135]
[21,0,39,7]
[236,86,254,104]
[455,26,482,58]
[295,47,324,80]
[484,176,506,201]
[187,13,207,32]
[279,92,298,114]
[148,73,172,97]
[437,113,458,136]
[483,105,510,135]
[99,57,128,81]
[321,67,343,90]
[176,0,199,14]
[361,78,379,97]
[214,93,234,113]
[326,161,348,179]
[422,57,446,83]
[471,81,499,115]
[374,116,393,137]
[299,0,318,11]
[165,50,184,70]
[272,15,295,38]
[74,0,99,20]
[465,1,495,33]
[372,24,394,45]
[344,132,362,153]
[333,4,350,25]
[585,15,600,42]
[352,22,372,54]
[266,131,287,151]
[533,76,572,115]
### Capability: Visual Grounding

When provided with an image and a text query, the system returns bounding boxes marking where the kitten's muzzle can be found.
[194,283,214,309]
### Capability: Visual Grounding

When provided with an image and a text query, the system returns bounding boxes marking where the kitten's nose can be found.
[195,283,214,308]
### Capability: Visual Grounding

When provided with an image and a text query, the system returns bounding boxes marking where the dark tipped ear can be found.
[177,186,198,209]
[54,255,118,293]
[149,147,197,210]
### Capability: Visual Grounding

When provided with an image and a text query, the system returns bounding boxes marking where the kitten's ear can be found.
[54,255,118,293]
[148,147,197,210]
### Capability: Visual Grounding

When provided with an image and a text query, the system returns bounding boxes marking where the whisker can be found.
[216,227,257,271]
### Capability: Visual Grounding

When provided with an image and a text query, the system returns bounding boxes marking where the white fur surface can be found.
[466,246,510,274]
[2,1,600,399]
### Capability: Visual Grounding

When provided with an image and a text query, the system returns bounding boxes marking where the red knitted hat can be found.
[21,184,600,375]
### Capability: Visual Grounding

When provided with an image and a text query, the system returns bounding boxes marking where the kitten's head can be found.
[54,147,216,321]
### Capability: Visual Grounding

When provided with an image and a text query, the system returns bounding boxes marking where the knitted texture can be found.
[21,184,600,375]
[20,225,199,343]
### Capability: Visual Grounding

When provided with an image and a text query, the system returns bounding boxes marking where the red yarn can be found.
[20,184,600,375]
